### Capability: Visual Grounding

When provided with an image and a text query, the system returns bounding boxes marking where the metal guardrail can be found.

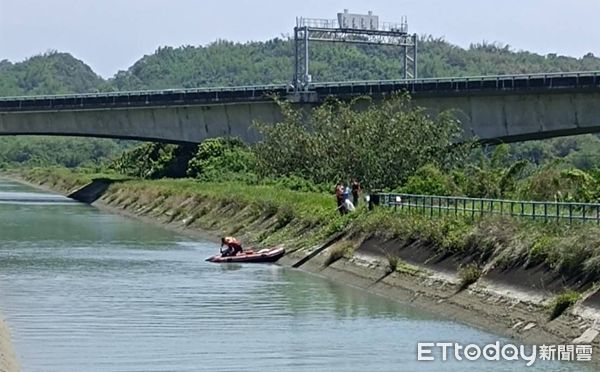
[0,84,290,112]
[313,70,600,88]
[1,71,599,103]
[378,193,600,224]
[312,70,600,97]
[0,83,289,102]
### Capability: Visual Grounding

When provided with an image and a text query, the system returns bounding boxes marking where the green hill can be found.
[110,37,600,91]
[0,51,105,96]
[1,37,600,95]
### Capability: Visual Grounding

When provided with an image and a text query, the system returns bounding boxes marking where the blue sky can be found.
[1,0,599,78]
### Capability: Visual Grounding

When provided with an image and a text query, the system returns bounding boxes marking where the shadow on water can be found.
[219,263,244,271]
[246,266,430,321]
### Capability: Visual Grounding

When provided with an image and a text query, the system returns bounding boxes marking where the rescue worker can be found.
[221,236,243,257]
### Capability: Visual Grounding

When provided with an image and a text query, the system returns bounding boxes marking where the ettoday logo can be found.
[417,342,593,366]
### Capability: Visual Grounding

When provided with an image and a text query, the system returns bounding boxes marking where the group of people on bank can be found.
[334,178,361,215]
[218,179,362,258]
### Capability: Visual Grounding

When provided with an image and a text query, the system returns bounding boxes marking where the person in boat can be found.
[221,236,243,257]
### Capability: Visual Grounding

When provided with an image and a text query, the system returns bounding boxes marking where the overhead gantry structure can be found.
[293,9,418,91]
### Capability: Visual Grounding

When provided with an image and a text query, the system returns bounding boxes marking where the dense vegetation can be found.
[0,136,132,169]
[252,95,467,189]
[107,92,600,204]
[1,36,600,181]
[2,38,600,95]
[112,39,600,90]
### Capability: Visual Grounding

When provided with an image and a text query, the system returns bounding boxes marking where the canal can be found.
[0,179,586,371]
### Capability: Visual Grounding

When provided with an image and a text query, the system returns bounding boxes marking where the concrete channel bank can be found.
[9,171,600,366]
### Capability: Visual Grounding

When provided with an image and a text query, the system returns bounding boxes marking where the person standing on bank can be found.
[335,182,346,215]
[351,178,361,207]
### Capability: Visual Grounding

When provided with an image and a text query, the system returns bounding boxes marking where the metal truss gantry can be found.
[293,12,418,91]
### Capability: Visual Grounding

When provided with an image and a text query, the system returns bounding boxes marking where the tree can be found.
[254,94,467,189]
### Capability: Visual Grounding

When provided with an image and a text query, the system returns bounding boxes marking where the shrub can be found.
[386,254,399,273]
[457,263,482,291]
[548,290,581,320]
[187,137,256,179]
[263,175,327,193]
[324,241,354,267]
[395,258,421,276]
[399,164,458,196]
[112,143,196,179]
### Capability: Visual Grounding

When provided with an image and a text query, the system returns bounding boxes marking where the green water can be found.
[0,179,589,371]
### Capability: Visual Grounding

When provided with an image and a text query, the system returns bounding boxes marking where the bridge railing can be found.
[1,70,599,109]
[0,83,289,102]
[377,193,600,224]
[312,70,600,88]
[0,71,600,101]
[310,70,600,98]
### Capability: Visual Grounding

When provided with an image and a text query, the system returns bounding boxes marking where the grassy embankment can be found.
[20,167,600,318]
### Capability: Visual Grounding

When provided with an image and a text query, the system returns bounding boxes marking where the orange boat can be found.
[205,246,285,263]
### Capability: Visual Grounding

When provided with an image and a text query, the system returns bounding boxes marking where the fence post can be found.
[521,202,525,217]
[569,204,573,224]
[430,196,434,217]
[583,204,586,222]
[544,203,548,223]
[532,203,536,221]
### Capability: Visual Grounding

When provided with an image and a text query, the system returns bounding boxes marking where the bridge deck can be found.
[0,71,599,112]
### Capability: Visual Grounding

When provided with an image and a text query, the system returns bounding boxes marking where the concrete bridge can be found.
[0,71,599,144]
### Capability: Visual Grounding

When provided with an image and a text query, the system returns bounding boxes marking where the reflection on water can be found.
[0,179,589,372]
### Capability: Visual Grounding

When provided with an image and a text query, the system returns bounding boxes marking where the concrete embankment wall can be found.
[0,310,19,371]
[15,172,600,358]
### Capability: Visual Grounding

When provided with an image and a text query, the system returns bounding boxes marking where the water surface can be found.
[0,179,587,371]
